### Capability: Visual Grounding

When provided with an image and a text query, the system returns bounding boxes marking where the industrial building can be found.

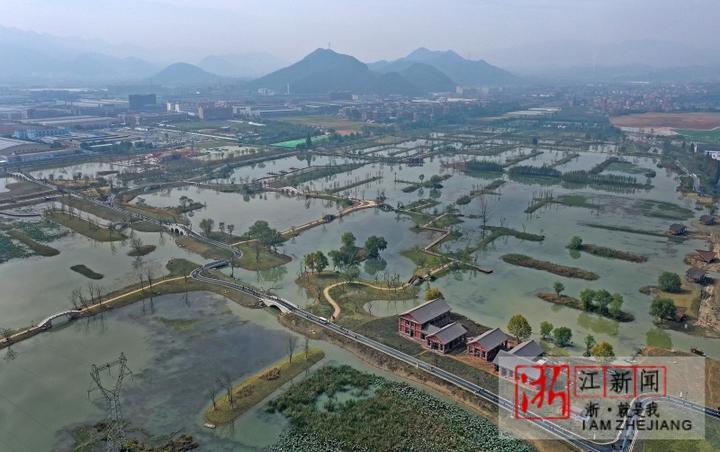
[0,137,50,156]
[20,115,119,130]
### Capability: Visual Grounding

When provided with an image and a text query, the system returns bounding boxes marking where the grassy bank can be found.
[0,234,29,262]
[234,242,291,271]
[70,264,104,280]
[297,272,417,326]
[205,348,325,425]
[6,229,59,256]
[175,235,233,260]
[59,196,129,223]
[46,211,126,242]
[502,253,599,280]
[576,243,647,263]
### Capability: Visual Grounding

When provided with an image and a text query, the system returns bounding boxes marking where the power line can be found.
[87,353,133,452]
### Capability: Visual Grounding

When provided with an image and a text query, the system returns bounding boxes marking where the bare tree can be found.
[216,375,234,407]
[1,328,13,343]
[208,387,218,411]
[130,235,144,255]
[287,336,298,364]
[304,336,309,360]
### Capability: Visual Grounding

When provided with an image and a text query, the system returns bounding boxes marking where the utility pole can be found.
[88,353,133,451]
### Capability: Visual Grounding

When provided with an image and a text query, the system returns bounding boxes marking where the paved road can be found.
[16,170,720,451]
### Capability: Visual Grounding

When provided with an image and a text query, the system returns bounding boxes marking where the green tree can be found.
[591,341,615,359]
[304,252,318,272]
[540,321,554,340]
[650,298,677,321]
[584,335,596,357]
[341,232,356,250]
[424,287,444,301]
[313,251,328,273]
[593,289,612,314]
[342,264,360,284]
[199,218,214,236]
[658,272,682,293]
[568,236,583,250]
[364,235,388,258]
[553,281,565,297]
[579,288,595,311]
[608,293,624,319]
[507,314,532,342]
[247,220,283,249]
[553,327,572,347]
[328,249,344,270]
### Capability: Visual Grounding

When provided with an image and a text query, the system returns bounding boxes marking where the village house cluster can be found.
[398,298,545,376]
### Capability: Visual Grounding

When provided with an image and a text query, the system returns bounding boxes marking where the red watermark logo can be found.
[513,364,667,420]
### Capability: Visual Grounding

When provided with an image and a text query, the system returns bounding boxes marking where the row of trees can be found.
[507,313,614,358]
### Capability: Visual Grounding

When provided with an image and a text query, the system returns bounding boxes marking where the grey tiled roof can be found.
[508,340,544,359]
[493,350,541,379]
[427,321,467,345]
[400,298,450,324]
[468,327,508,350]
[421,324,441,336]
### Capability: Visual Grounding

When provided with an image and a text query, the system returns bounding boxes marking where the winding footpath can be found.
[3,171,719,451]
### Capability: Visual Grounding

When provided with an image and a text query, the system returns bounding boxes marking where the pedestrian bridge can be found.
[37,310,84,329]
[259,296,295,314]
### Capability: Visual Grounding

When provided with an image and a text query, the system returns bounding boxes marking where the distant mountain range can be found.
[250,48,463,95]
[197,53,286,79]
[371,48,516,87]
[2,24,718,89]
[148,63,224,87]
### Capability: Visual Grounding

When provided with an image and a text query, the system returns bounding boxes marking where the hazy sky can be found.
[0,0,717,66]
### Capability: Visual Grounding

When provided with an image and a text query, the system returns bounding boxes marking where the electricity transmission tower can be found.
[88,353,133,452]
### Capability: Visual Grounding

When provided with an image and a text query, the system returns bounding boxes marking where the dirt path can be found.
[321,263,454,320]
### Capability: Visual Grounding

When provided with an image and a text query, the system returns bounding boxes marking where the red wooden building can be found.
[467,327,509,361]
[398,298,451,341]
[425,322,467,353]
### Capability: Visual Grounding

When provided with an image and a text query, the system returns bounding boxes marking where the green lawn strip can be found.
[430,214,463,228]
[70,264,104,280]
[204,349,325,425]
[501,253,599,280]
[6,229,60,256]
[635,199,694,221]
[59,196,129,223]
[400,248,451,276]
[525,194,599,214]
[536,293,634,322]
[130,221,164,233]
[580,222,668,238]
[576,243,647,263]
[46,211,126,242]
[476,226,544,250]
